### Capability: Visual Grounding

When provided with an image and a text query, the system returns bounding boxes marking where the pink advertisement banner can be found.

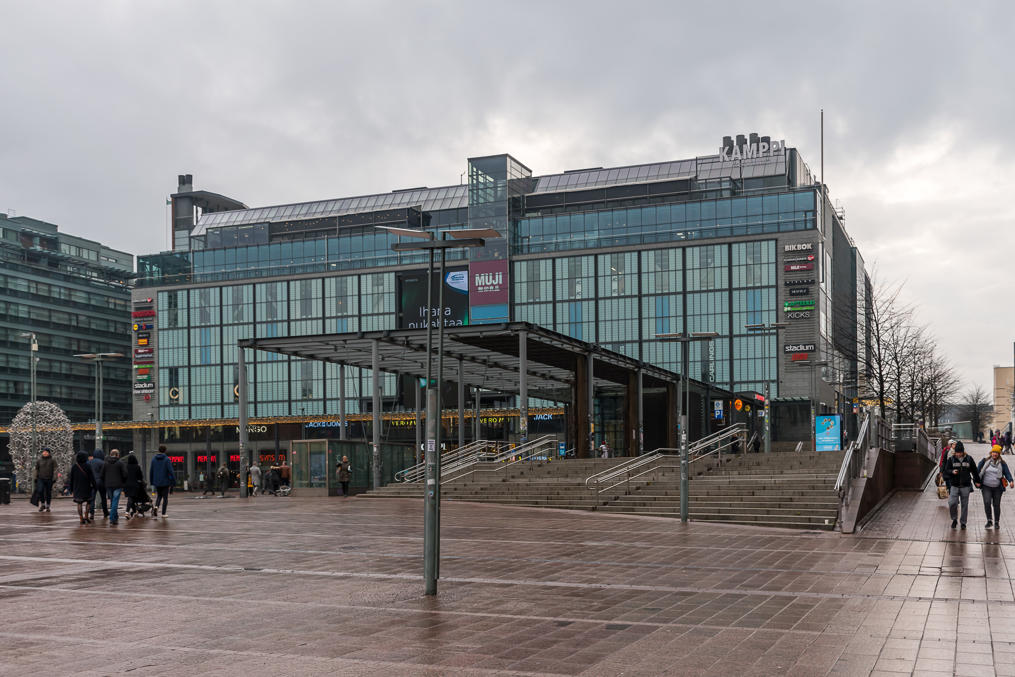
[469,259,509,305]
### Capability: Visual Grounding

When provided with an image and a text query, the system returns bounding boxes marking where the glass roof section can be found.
[193,184,469,235]
[193,150,790,235]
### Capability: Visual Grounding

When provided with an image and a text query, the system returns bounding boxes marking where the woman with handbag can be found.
[977,445,1013,530]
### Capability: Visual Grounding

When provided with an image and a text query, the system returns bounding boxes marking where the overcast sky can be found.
[1,1,1012,396]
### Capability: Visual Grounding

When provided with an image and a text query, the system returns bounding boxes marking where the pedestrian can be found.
[149,445,175,518]
[599,441,610,459]
[123,454,144,519]
[103,449,127,525]
[68,452,96,525]
[1005,431,1013,454]
[278,460,291,487]
[752,434,762,454]
[34,448,57,512]
[267,466,280,495]
[977,445,1012,529]
[200,470,215,496]
[337,456,351,497]
[944,441,980,529]
[249,463,261,497]
[87,449,108,520]
[939,440,955,493]
[216,463,230,497]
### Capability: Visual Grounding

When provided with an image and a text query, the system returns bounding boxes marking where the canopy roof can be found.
[239,322,716,403]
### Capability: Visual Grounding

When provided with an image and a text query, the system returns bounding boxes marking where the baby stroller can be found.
[127,480,157,518]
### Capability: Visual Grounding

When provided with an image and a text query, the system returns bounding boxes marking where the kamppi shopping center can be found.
[127,133,869,488]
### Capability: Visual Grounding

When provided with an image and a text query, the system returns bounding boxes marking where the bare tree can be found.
[859,274,910,420]
[961,385,992,439]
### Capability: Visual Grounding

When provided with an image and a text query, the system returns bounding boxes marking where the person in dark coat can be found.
[944,442,981,529]
[216,464,230,497]
[68,452,96,524]
[87,449,108,520]
[123,454,144,519]
[149,445,176,517]
[34,448,57,512]
[102,449,128,525]
[337,456,352,497]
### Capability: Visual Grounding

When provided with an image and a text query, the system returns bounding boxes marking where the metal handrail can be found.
[585,450,677,489]
[395,439,499,482]
[441,435,557,483]
[835,413,870,495]
[689,424,747,463]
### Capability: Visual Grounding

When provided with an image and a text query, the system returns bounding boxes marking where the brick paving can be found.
[1,458,1014,676]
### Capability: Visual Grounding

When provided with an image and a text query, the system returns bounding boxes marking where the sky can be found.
[0,1,1012,395]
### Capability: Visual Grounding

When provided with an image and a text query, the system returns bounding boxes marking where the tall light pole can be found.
[792,359,828,451]
[74,353,123,453]
[382,225,496,596]
[18,332,38,464]
[744,322,788,454]
[656,332,720,523]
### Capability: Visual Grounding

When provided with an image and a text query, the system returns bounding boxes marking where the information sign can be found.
[816,415,842,452]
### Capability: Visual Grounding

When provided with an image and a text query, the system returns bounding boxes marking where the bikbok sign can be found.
[719,139,785,162]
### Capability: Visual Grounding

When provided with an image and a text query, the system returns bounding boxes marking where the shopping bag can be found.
[937,485,948,500]
[29,487,40,506]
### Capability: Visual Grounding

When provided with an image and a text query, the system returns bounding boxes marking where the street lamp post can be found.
[19,332,38,468]
[744,323,788,454]
[383,225,496,596]
[74,353,123,454]
[655,332,720,523]
[792,359,828,451]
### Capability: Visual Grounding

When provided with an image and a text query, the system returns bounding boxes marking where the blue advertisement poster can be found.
[815,415,842,451]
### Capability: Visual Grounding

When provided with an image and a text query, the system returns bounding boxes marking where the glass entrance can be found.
[292,440,328,489]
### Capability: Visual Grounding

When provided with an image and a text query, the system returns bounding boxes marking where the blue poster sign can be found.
[815,415,842,451]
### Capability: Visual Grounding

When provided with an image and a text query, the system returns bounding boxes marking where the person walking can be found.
[216,463,230,497]
[123,454,144,519]
[939,440,955,494]
[249,463,261,497]
[87,449,108,520]
[944,441,980,529]
[599,441,610,459]
[102,449,127,525]
[977,445,1012,529]
[149,445,175,518]
[68,452,96,525]
[200,469,215,496]
[34,448,57,512]
[337,456,352,497]
[1005,431,1013,454]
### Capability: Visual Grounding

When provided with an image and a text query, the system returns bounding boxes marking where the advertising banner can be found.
[816,414,842,451]
[397,268,470,329]
[468,259,509,305]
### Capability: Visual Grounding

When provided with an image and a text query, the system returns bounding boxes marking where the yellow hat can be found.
[992,445,1003,453]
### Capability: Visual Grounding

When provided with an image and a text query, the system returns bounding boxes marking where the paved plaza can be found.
[3,454,1015,676]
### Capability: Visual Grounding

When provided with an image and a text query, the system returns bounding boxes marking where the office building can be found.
[135,134,870,474]
[0,213,134,461]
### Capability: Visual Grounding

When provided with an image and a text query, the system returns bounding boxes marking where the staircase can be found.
[596,451,845,529]
[362,448,845,531]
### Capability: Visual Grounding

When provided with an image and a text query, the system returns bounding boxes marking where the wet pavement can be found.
[1,454,1014,677]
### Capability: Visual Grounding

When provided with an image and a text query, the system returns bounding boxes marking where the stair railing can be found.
[835,412,870,499]
[440,435,557,484]
[394,439,500,483]
[688,423,747,467]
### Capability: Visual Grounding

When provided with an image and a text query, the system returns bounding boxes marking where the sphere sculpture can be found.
[9,401,74,492]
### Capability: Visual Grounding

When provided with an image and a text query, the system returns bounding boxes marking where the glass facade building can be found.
[135,137,869,457]
[0,213,134,462]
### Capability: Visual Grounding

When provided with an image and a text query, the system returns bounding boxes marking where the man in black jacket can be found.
[102,449,128,525]
[944,442,981,529]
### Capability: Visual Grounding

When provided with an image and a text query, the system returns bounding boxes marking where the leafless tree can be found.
[858,274,910,420]
[961,384,992,439]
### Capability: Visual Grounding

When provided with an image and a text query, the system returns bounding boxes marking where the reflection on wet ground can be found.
[1,462,1014,676]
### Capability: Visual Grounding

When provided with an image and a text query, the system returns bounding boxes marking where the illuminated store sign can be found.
[784,243,814,252]
[784,263,814,272]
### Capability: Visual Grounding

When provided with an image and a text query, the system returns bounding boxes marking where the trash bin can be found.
[0,478,10,505]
